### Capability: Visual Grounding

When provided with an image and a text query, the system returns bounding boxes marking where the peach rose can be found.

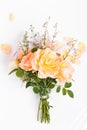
[0,44,12,54]
[19,51,35,71]
[57,61,74,83]
[32,48,62,78]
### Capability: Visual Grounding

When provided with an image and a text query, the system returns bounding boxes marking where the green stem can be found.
[37,99,42,121]
[37,95,51,123]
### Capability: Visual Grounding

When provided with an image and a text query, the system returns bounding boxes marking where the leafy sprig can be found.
[56,82,74,98]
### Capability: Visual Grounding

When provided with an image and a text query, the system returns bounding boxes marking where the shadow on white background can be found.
[68,105,87,130]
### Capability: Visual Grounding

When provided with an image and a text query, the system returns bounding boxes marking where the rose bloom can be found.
[0,44,12,54]
[57,61,74,83]
[19,51,35,71]
[32,48,62,78]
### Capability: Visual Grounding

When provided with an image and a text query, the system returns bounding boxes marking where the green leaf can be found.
[26,82,36,88]
[28,71,39,82]
[8,68,18,75]
[33,87,40,94]
[39,81,45,88]
[49,84,55,89]
[67,90,74,98]
[16,68,24,77]
[62,88,66,95]
[56,86,61,93]
[31,47,38,52]
[64,82,72,88]
[46,77,57,84]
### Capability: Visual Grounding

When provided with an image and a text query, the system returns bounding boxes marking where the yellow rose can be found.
[32,48,62,78]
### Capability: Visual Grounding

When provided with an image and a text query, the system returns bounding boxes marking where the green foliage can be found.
[33,87,40,94]
[31,47,38,52]
[16,68,24,77]
[48,84,55,89]
[26,71,39,82]
[56,86,61,93]
[64,82,72,88]
[62,88,66,95]
[67,90,74,98]
[22,71,57,97]
[23,71,75,99]
[26,82,37,88]
[61,82,74,98]
[11,69,74,100]
[46,77,57,84]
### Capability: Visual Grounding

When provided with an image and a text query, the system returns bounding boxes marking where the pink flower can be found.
[0,44,12,54]
[19,51,35,71]
[57,61,74,83]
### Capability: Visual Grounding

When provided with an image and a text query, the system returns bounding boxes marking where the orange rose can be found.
[32,48,62,78]
[57,61,74,83]
[19,51,35,71]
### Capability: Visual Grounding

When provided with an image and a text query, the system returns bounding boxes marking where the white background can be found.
[0,0,87,130]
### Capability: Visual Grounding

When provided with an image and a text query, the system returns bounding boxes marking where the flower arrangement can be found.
[0,18,85,123]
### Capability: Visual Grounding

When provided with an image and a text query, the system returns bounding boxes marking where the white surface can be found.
[0,0,87,130]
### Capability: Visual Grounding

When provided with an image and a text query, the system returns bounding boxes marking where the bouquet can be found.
[0,18,85,123]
